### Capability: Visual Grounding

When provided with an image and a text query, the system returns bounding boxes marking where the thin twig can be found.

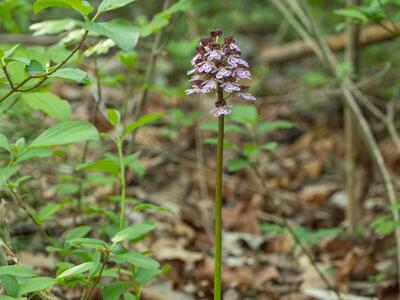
[0,31,88,103]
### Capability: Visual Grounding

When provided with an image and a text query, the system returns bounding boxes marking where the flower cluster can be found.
[185,29,256,117]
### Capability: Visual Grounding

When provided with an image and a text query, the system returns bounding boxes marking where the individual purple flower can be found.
[238,92,256,101]
[202,80,217,93]
[235,69,251,79]
[209,105,231,117]
[185,29,256,117]
[198,61,213,73]
[223,82,241,93]
[207,50,222,61]
[216,68,231,79]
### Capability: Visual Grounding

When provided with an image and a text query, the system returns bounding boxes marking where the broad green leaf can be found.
[124,293,137,300]
[257,120,296,134]
[230,105,257,124]
[261,223,286,234]
[57,262,95,279]
[107,109,120,127]
[37,203,62,224]
[111,223,156,244]
[85,19,140,52]
[228,158,250,172]
[124,113,163,136]
[29,121,99,148]
[33,0,94,18]
[77,159,119,176]
[19,277,55,296]
[30,19,79,36]
[67,237,107,249]
[25,60,45,75]
[0,275,19,297]
[4,44,20,58]
[136,268,162,285]
[103,281,131,300]
[98,0,137,14]
[65,226,92,242]
[118,51,137,68]
[111,252,159,269]
[50,68,88,84]
[0,133,9,150]
[16,149,53,163]
[0,166,19,187]
[335,8,369,22]
[0,266,34,277]
[0,296,26,300]
[22,92,71,121]
[261,142,278,151]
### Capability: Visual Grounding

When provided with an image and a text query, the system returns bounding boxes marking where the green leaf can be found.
[0,295,26,300]
[111,223,156,244]
[136,268,162,285]
[19,277,55,296]
[228,158,250,172]
[0,133,9,150]
[56,262,95,279]
[67,238,107,249]
[33,0,94,18]
[334,8,369,22]
[16,149,53,163]
[85,19,140,52]
[124,293,137,300]
[0,266,34,277]
[25,60,45,75]
[65,226,92,242]
[37,203,62,224]
[261,142,278,151]
[30,19,80,36]
[0,275,19,297]
[257,120,296,134]
[230,105,258,124]
[0,166,20,187]
[98,0,137,14]
[29,121,99,148]
[22,92,71,121]
[50,68,88,84]
[103,281,131,300]
[261,223,286,234]
[124,113,163,136]
[4,44,20,59]
[112,252,159,269]
[77,159,119,176]
[107,109,120,127]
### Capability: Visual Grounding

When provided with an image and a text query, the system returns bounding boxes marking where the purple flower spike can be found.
[185,29,256,116]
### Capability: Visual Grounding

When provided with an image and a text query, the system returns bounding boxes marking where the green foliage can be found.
[33,0,94,19]
[29,121,99,148]
[140,0,191,37]
[21,92,71,121]
[85,19,140,52]
[97,0,138,15]
[261,223,343,246]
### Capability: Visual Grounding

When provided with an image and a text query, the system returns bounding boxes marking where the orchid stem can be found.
[214,114,224,300]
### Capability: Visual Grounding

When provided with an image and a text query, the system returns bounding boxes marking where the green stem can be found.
[214,115,224,300]
[117,139,126,230]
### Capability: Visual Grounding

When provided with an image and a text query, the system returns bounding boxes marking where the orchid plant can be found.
[185,29,256,299]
